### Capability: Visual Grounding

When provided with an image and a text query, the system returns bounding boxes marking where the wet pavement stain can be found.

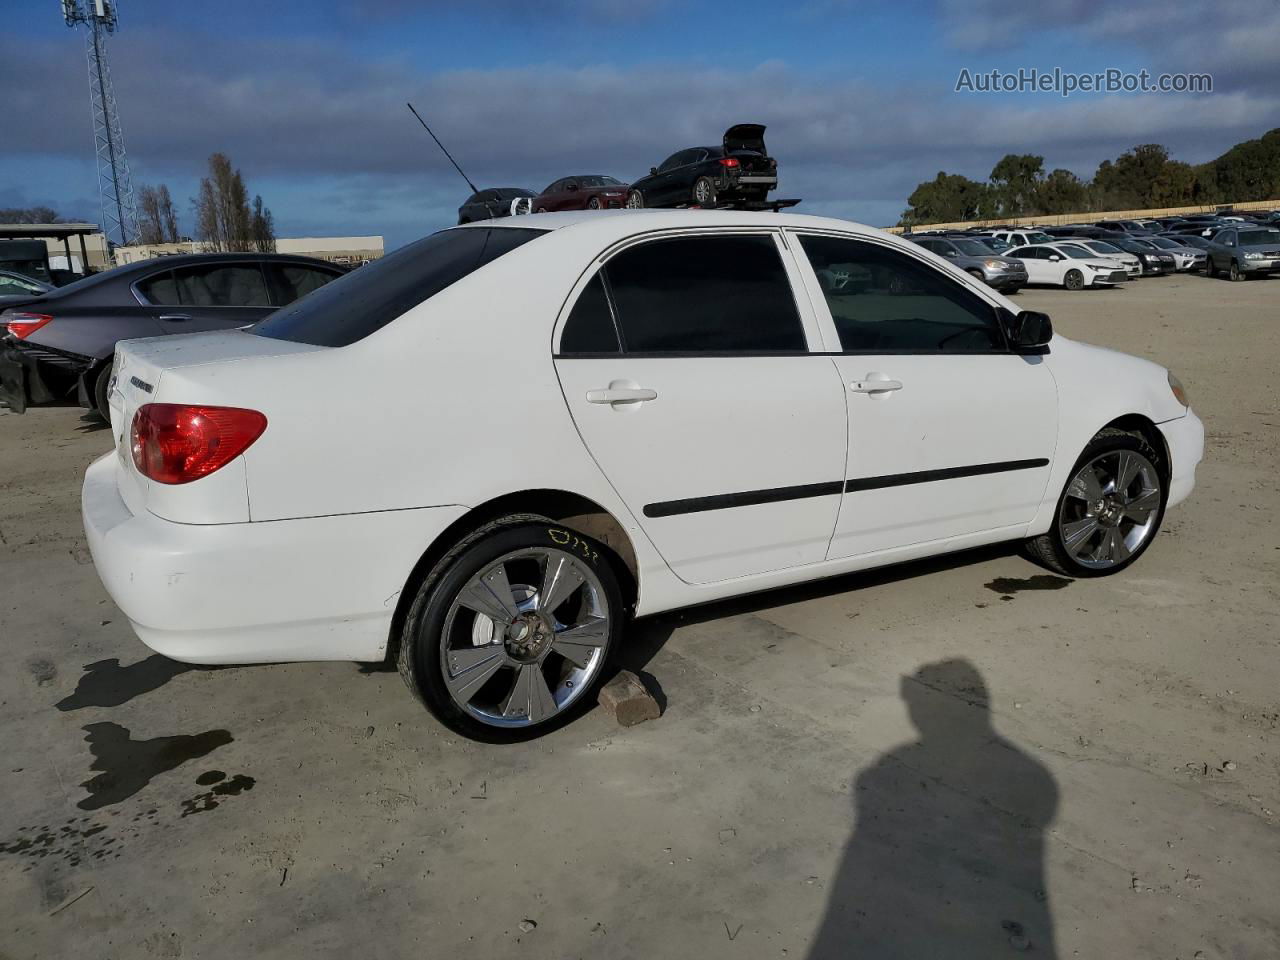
[77,723,233,811]
[180,772,256,817]
[0,811,144,871]
[984,575,1073,595]
[56,656,197,711]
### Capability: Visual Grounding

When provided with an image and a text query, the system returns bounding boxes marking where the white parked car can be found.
[987,229,1057,248]
[1074,240,1143,278]
[83,211,1203,741]
[1008,243,1130,290]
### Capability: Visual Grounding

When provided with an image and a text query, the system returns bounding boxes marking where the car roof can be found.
[455,209,893,242]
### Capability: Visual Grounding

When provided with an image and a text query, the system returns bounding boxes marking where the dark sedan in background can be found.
[625,124,778,208]
[456,187,536,224]
[533,175,628,211]
[0,253,343,417]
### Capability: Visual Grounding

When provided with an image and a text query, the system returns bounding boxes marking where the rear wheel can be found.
[92,363,113,421]
[625,190,644,209]
[398,515,623,742]
[692,176,717,206]
[1064,269,1085,291]
[1026,428,1165,577]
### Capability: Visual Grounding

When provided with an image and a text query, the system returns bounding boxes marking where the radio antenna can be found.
[407,102,479,195]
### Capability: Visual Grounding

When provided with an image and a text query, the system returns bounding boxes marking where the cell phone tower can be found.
[62,0,138,246]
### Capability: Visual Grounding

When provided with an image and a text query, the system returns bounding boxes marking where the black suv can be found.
[625,124,778,209]
[457,188,536,224]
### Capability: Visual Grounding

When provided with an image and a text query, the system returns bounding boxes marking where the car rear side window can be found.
[172,264,272,307]
[601,235,805,354]
[559,273,620,354]
[798,234,1004,354]
[269,263,341,304]
[136,269,179,305]
[253,227,547,347]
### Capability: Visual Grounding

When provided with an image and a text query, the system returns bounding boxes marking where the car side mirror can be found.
[650,167,658,175]
[1048,254,1062,261]
[944,251,957,257]
[1003,310,1053,351]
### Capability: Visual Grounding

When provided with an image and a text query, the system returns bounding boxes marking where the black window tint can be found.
[253,227,546,347]
[171,264,271,306]
[271,264,340,304]
[604,235,804,354]
[798,235,1004,354]
[136,269,180,305]
[559,273,619,354]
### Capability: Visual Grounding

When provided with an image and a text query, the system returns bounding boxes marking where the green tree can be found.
[192,153,262,252]
[1036,169,1089,215]
[899,172,989,226]
[250,195,276,253]
[989,154,1045,217]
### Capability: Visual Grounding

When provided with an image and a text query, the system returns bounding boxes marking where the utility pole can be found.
[62,0,138,247]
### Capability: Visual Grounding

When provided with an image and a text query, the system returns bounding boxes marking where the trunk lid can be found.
[724,123,767,155]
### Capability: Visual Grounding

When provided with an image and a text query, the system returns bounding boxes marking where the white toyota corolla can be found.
[83,211,1204,741]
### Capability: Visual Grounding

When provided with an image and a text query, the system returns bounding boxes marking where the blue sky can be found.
[5,0,1277,249]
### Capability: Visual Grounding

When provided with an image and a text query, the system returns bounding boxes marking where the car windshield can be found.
[1087,241,1122,254]
[253,227,547,347]
[1025,231,1053,243]
[1146,237,1179,249]
[579,176,621,187]
[951,239,993,256]
[1055,245,1094,260]
[1126,239,1156,249]
[1240,229,1280,245]
[977,236,1010,251]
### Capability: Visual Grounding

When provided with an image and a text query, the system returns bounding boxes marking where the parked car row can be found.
[456,124,779,225]
[909,208,1280,288]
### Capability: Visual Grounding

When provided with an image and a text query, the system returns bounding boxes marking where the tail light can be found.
[6,312,53,339]
[718,156,740,168]
[131,403,267,484]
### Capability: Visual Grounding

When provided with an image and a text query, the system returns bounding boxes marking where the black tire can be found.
[966,268,987,285]
[625,189,644,209]
[692,176,717,206]
[1026,428,1166,578]
[92,363,113,421]
[1204,257,1216,278]
[1229,260,1243,282]
[397,514,625,742]
[587,196,601,210]
[1063,269,1085,291]
[534,207,547,214]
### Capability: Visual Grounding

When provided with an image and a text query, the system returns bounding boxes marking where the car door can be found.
[790,231,1057,558]
[1009,246,1048,284]
[136,261,275,333]
[553,231,848,584]
[538,180,563,212]
[653,151,694,206]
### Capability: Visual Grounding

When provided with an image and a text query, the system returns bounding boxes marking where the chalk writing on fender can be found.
[547,528,599,564]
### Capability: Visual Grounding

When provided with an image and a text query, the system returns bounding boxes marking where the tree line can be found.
[136,152,275,251]
[899,127,1280,226]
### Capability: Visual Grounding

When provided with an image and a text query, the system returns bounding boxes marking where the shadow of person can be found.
[807,659,1059,959]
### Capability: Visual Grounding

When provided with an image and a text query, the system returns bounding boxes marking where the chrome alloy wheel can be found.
[440,548,610,728]
[1059,449,1162,570]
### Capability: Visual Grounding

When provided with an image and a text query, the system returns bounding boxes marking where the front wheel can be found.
[1229,260,1243,282]
[1204,257,1216,278]
[587,196,601,210]
[966,268,987,285]
[397,515,623,742]
[1026,428,1165,577]
[625,189,644,209]
[1063,269,1085,291]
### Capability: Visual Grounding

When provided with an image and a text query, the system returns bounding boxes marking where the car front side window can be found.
[797,234,1005,354]
[172,263,272,307]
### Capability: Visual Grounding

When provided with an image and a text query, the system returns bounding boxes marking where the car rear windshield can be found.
[252,227,546,347]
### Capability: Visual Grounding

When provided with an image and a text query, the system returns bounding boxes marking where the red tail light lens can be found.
[130,403,267,484]
[6,312,53,339]
[718,156,741,168]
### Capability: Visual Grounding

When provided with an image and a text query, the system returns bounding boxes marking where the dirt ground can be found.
[1,272,1277,960]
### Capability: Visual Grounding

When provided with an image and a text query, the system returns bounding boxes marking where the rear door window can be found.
[135,269,180,305]
[254,227,546,347]
[602,234,805,353]
[171,263,272,307]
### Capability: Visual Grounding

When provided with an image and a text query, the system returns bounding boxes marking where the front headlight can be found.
[984,259,1002,269]
[1168,372,1189,408]
[1244,251,1264,260]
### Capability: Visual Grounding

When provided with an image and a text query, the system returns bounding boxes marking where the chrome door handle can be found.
[586,386,658,404]
[850,378,903,394]
[159,313,191,322]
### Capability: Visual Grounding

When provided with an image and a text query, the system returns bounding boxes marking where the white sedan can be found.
[1073,240,1143,278]
[1008,243,1130,290]
[83,211,1203,741]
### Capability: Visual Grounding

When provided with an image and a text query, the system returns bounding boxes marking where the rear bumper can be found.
[82,453,467,664]
[1158,410,1204,510]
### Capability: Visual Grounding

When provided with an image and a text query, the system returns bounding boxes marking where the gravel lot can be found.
[2,272,1277,959]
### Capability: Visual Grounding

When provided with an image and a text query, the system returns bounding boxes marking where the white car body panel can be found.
[1013,244,1125,288]
[82,210,1204,664]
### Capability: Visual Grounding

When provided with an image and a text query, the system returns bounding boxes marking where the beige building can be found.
[114,236,384,266]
